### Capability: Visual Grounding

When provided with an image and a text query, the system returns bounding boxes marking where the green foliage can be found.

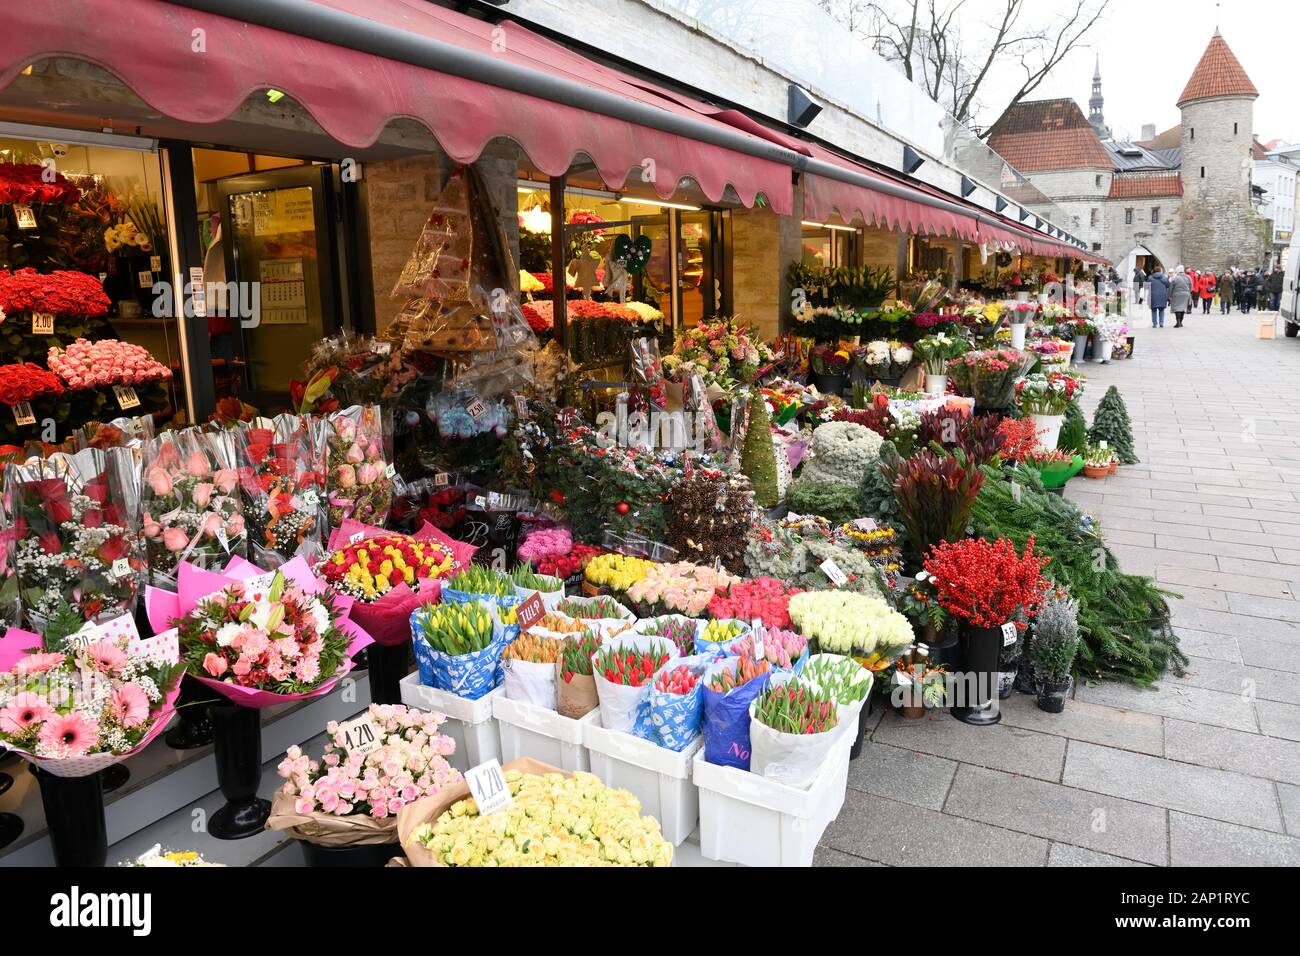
[787,263,896,310]
[787,479,862,526]
[879,447,983,566]
[1031,593,1081,680]
[969,464,1183,684]
[740,388,780,507]
[858,441,911,555]
[1088,385,1139,465]
[1057,401,1088,455]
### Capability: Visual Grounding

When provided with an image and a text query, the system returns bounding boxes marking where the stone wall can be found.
[1180,97,1271,272]
[1016,167,1111,250]
[1102,197,1183,272]
[730,205,785,338]
[363,142,520,334]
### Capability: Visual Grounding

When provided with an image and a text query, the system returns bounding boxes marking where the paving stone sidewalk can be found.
[816,307,1300,867]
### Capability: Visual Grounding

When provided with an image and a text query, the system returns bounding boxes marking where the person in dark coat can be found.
[1267,268,1283,311]
[1237,271,1251,313]
[1133,266,1147,305]
[1147,267,1171,328]
[1220,269,1234,314]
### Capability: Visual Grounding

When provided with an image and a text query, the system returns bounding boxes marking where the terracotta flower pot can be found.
[1083,464,1109,479]
[1108,460,1119,475]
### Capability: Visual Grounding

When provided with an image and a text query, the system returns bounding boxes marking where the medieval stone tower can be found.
[1178,30,1269,272]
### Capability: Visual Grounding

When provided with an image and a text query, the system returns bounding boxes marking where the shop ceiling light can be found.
[801,220,857,233]
[902,145,925,175]
[0,121,156,151]
[960,176,977,198]
[519,204,553,234]
[618,195,701,211]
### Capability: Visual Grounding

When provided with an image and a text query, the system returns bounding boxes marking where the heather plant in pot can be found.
[1030,592,1079,713]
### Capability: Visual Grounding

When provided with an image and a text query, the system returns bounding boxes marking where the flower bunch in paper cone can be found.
[594,646,669,687]
[752,681,838,735]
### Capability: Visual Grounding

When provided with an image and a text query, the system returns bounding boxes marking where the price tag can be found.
[1010,483,1022,504]
[149,255,163,272]
[31,312,55,335]
[113,385,141,410]
[1099,439,1108,449]
[111,558,133,580]
[514,394,529,417]
[465,759,513,816]
[819,558,848,588]
[336,714,382,755]
[12,204,36,229]
[137,270,154,289]
[216,526,230,553]
[302,488,320,510]
[385,463,397,480]
[11,402,36,426]
[515,591,546,631]
[749,619,764,660]
[189,266,207,318]
[853,517,879,531]
[466,399,487,421]
[786,511,803,522]
[1001,622,1019,647]
[349,531,367,545]
[371,340,392,356]
[434,472,450,487]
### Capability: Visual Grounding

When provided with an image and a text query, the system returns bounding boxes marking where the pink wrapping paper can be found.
[144,557,375,710]
[0,626,184,778]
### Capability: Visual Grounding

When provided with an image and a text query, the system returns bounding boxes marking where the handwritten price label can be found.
[514,394,529,417]
[337,714,382,756]
[31,312,55,335]
[1001,622,1019,647]
[819,558,848,588]
[434,472,450,488]
[113,385,141,410]
[465,759,513,816]
[11,402,36,426]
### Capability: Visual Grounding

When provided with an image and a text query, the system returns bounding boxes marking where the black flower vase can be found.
[165,675,215,750]
[952,623,1002,726]
[208,701,270,840]
[365,641,410,706]
[33,766,107,867]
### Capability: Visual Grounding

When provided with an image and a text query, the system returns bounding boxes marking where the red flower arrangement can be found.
[533,543,609,581]
[923,535,1050,629]
[0,163,82,206]
[567,211,607,234]
[707,577,805,630]
[0,362,65,405]
[995,417,1041,464]
[0,268,110,317]
[912,311,955,329]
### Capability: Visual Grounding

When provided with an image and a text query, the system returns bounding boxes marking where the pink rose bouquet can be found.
[141,427,246,586]
[323,405,394,532]
[47,338,172,389]
[268,703,462,847]
[0,616,183,776]
[625,561,739,618]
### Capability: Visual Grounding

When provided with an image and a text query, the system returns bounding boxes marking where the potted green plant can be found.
[912,333,969,396]
[1031,593,1079,713]
[1082,442,1112,479]
[1015,370,1085,450]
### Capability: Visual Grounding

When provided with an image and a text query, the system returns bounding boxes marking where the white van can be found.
[1284,235,1300,337]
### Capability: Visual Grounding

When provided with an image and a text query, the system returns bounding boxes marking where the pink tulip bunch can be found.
[276,704,461,819]
[47,337,172,389]
[325,406,394,530]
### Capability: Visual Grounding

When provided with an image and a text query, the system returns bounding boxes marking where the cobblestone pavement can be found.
[816,307,1300,867]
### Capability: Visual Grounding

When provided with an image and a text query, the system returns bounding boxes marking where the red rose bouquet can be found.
[0,362,64,405]
[0,163,82,206]
[0,268,109,317]
[922,535,1050,629]
[3,448,143,629]
[234,414,326,567]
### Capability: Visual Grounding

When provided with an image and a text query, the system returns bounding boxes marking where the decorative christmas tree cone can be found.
[33,766,107,867]
[365,640,410,705]
[951,624,1002,726]
[208,700,271,840]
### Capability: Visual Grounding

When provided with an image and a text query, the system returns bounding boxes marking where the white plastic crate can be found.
[492,694,596,772]
[399,672,502,772]
[584,723,702,846]
[692,743,850,867]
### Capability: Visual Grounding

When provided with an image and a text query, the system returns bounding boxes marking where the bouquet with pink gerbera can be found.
[267,704,462,849]
[0,610,183,777]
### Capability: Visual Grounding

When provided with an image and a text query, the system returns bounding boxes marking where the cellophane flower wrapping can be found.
[3,447,143,630]
[317,519,467,647]
[323,404,395,534]
[156,556,372,708]
[267,703,462,846]
[701,656,778,770]
[73,414,155,452]
[234,413,326,568]
[0,615,183,778]
[141,426,248,588]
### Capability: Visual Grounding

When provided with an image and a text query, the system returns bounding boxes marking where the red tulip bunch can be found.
[707,577,804,630]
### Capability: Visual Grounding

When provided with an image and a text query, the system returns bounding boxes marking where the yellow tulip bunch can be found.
[583,553,655,593]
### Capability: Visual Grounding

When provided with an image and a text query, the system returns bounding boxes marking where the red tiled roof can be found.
[1108,174,1184,199]
[1137,125,1182,150]
[1251,138,1269,160]
[987,98,1112,171]
[1177,34,1258,106]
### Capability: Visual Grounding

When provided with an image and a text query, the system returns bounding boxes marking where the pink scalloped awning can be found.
[0,0,795,214]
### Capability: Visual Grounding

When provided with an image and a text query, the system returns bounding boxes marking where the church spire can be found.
[1089,54,1109,139]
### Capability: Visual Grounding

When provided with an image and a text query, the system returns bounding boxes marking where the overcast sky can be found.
[969,0,1297,144]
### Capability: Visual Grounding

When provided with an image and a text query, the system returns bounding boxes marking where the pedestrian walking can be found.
[1268,267,1284,311]
[1220,269,1234,314]
[1200,270,1216,314]
[1237,271,1251,313]
[1133,265,1147,305]
[1169,265,1193,327]
[1148,266,1170,328]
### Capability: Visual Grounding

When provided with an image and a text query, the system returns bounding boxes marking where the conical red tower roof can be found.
[1177,33,1258,107]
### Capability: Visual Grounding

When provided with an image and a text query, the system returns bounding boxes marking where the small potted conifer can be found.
[1031,593,1079,713]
